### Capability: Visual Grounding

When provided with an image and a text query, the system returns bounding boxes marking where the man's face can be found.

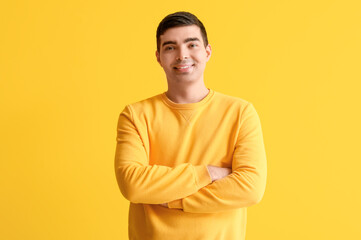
[156,25,211,85]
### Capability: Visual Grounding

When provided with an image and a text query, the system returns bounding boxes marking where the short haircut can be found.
[156,11,209,52]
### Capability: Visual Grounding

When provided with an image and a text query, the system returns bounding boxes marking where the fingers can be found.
[207,165,232,182]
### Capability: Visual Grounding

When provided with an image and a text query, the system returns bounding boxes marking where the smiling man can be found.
[114,11,267,240]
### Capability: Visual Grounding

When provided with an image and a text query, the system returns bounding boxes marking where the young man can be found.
[114,11,267,240]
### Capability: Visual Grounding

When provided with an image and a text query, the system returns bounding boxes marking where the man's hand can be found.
[158,166,231,208]
[207,165,232,182]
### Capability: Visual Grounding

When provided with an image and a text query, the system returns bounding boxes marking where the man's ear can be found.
[205,44,212,62]
[156,50,161,65]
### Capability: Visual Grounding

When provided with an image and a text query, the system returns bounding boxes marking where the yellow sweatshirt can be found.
[114,88,267,240]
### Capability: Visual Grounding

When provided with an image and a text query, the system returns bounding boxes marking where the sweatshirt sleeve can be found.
[114,105,212,204]
[168,103,267,213]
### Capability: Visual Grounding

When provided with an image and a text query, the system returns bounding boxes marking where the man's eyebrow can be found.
[162,41,177,47]
[184,37,200,43]
[162,38,200,47]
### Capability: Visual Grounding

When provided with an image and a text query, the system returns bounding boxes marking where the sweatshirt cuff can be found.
[193,165,212,188]
[168,199,183,209]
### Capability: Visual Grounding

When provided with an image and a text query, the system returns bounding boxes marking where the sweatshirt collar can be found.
[161,88,214,109]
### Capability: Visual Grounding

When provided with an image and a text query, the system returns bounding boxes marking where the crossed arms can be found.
[159,166,232,207]
[114,103,267,213]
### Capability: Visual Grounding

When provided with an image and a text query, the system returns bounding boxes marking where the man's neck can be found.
[165,82,210,104]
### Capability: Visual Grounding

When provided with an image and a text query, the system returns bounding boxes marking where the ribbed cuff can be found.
[193,165,212,188]
[168,199,183,209]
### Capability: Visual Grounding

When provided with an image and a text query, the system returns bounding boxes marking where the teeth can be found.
[177,66,191,69]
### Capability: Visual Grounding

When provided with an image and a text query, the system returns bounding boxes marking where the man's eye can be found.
[165,46,174,50]
[190,43,197,48]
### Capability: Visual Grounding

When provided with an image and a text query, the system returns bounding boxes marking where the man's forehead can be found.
[160,25,203,43]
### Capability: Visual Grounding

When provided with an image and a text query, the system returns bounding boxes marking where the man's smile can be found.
[173,64,195,72]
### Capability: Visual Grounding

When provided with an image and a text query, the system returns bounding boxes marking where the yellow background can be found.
[1,0,360,239]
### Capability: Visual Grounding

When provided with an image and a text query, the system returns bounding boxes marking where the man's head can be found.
[156,11,209,53]
[156,12,212,85]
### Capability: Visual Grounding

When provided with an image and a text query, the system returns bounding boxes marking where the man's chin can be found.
[174,76,197,82]
[166,73,202,84]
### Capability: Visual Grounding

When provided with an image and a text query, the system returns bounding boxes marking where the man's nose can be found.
[176,46,189,61]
